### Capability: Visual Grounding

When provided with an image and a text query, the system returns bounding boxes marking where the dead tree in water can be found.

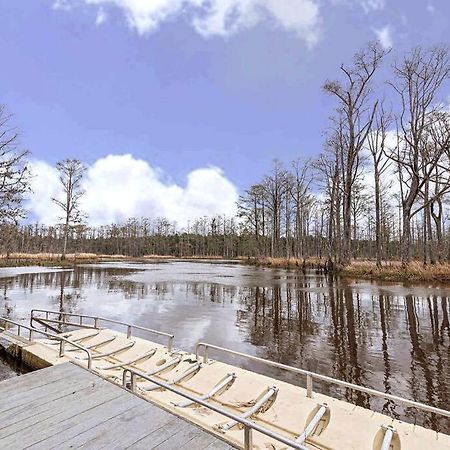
[52,159,86,259]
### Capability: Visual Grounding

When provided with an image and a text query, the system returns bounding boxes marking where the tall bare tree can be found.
[324,42,389,264]
[0,106,29,225]
[52,159,86,259]
[0,106,30,256]
[367,104,392,267]
[388,46,450,266]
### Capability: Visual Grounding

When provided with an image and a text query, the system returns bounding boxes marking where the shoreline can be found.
[243,256,450,283]
[3,253,450,283]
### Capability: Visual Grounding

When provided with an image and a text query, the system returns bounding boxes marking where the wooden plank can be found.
[27,394,143,449]
[0,363,76,394]
[151,423,212,450]
[179,432,222,449]
[0,363,237,450]
[58,402,180,449]
[204,442,234,449]
[126,418,192,450]
[0,382,126,447]
[0,368,99,421]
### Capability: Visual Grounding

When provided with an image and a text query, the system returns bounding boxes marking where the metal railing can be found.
[30,309,175,352]
[195,342,450,419]
[121,367,309,450]
[0,317,93,369]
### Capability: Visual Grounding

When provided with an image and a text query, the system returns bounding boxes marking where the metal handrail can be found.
[30,309,175,352]
[0,317,93,369]
[195,342,450,419]
[121,367,308,450]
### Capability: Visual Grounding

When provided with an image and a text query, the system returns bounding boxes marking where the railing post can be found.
[94,317,99,328]
[244,426,253,449]
[307,374,313,398]
[203,346,209,364]
[130,372,136,393]
[87,353,92,370]
[127,325,132,339]
[168,336,174,352]
[59,340,65,357]
[17,325,21,337]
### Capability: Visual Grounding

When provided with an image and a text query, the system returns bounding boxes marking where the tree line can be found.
[2,43,450,267]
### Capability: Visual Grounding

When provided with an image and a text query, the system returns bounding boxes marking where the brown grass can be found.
[341,260,450,282]
[0,252,98,261]
[245,256,326,269]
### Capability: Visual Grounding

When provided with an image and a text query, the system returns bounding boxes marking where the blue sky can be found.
[1,0,449,225]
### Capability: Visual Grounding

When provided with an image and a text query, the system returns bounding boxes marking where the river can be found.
[0,260,449,432]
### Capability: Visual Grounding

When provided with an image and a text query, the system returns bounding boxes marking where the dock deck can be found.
[0,362,234,450]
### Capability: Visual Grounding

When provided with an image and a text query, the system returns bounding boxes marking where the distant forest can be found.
[2,43,450,268]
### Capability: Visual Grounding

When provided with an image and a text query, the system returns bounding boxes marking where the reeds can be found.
[341,260,450,282]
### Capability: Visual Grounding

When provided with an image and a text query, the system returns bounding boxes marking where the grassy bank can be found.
[244,256,327,270]
[0,253,233,268]
[340,260,450,282]
[0,252,101,267]
[245,256,450,283]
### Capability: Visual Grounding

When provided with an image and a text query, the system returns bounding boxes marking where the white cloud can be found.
[359,0,385,13]
[27,154,238,227]
[56,0,321,46]
[373,25,393,49]
[95,8,107,25]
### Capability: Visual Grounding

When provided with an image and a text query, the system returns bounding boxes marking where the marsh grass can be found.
[341,260,450,282]
[244,256,326,269]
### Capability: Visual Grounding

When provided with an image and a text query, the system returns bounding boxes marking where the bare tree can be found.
[0,106,29,225]
[52,159,87,259]
[367,104,392,267]
[388,46,450,266]
[324,42,389,264]
[0,106,30,256]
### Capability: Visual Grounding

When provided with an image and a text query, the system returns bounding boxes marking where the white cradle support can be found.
[218,386,279,432]
[174,372,237,408]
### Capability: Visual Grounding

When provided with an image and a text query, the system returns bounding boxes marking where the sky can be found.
[0,0,449,226]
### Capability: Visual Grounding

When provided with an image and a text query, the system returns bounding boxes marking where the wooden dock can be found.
[0,362,235,449]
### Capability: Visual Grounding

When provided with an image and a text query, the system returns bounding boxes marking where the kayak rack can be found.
[30,309,175,352]
[122,367,310,450]
[195,342,450,420]
[0,317,93,369]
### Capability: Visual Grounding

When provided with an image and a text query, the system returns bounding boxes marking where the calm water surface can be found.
[1,261,449,432]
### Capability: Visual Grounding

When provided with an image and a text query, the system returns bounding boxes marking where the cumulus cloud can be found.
[373,25,392,49]
[26,154,238,227]
[56,0,321,46]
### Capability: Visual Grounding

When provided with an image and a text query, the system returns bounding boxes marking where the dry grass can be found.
[245,256,326,269]
[0,252,98,261]
[244,256,450,282]
[0,252,100,267]
[342,259,450,282]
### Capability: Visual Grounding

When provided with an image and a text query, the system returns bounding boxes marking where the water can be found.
[1,261,449,432]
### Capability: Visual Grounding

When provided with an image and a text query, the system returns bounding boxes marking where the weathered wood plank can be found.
[0,363,236,450]
[58,402,177,449]
[0,382,125,446]
[0,369,99,422]
[27,394,142,449]
[126,418,192,450]
[151,423,211,450]
[0,362,77,395]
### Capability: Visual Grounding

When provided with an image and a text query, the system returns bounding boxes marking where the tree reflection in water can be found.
[0,265,449,432]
